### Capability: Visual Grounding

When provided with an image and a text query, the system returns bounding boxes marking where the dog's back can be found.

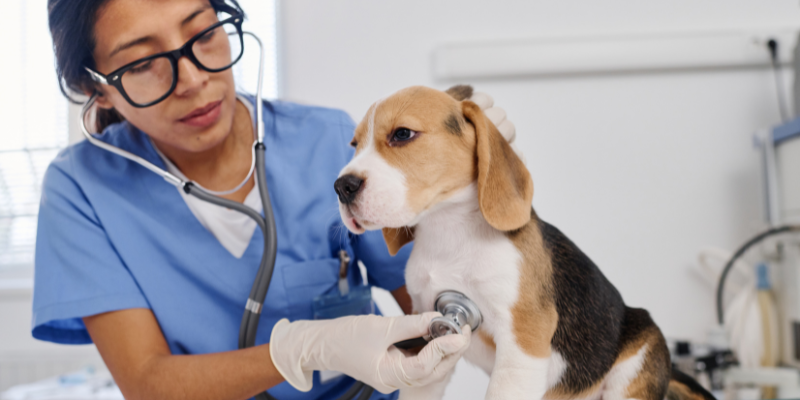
[534,218,713,400]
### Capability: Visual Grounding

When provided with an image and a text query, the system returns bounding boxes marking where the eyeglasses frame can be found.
[85,11,245,108]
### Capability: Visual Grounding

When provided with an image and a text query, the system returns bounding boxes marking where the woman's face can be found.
[92,0,237,153]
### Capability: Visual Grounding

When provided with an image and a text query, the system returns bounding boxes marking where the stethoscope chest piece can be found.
[429,291,482,339]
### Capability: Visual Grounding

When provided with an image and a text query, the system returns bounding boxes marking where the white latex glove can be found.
[269,312,471,394]
[471,91,526,165]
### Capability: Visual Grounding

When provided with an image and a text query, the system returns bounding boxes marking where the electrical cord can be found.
[767,39,791,122]
[715,225,800,325]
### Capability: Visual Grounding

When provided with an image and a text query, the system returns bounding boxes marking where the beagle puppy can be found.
[335,85,714,400]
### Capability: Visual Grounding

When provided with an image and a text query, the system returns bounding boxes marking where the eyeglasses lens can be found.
[120,57,173,105]
[193,22,242,71]
[119,21,243,106]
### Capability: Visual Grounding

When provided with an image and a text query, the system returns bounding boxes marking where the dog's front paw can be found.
[485,362,550,400]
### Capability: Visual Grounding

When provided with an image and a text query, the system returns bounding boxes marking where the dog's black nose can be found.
[334,175,364,204]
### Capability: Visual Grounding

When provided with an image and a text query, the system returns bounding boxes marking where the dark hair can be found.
[48,0,242,132]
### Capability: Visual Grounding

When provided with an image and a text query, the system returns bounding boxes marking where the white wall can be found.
[280,1,800,398]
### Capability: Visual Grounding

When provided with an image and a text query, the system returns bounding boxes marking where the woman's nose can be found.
[173,57,209,97]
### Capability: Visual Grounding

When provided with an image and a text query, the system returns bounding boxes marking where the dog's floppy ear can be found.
[445,85,474,101]
[382,227,415,256]
[461,101,533,231]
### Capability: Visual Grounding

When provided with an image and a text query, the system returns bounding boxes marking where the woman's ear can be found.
[90,89,114,110]
[81,88,122,133]
[461,100,533,231]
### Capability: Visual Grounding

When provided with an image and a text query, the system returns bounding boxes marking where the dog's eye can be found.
[391,128,416,143]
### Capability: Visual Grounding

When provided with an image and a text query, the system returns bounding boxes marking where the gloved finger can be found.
[386,312,442,343]
[470,92,494,110]
[425,330,471,359]
[422,326,472,385]
[399,331,470,382]
[483,107,507,127]
[496,120,516,143]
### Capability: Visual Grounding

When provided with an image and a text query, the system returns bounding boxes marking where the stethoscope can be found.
[80,24,485,400]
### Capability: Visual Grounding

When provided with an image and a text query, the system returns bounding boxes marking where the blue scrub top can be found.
[32,97,412,400]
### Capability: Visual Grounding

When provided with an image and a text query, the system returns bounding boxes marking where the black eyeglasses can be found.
[85,12,245,108]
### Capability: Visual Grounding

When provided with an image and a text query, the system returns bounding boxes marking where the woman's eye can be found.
[197,28,217,44]
[391,128,416,142]
[128,60,153,74]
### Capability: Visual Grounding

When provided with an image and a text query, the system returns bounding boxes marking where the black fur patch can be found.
[669,368,716,400]
[445,84,473,101]
[444,114,462,136]
[539,220,626,392]
[617,307,653,344]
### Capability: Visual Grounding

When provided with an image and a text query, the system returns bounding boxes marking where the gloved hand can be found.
[471,91,526,164]
[269,312,471,394]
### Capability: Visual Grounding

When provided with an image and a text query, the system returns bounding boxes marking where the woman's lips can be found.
[178,100,223,127]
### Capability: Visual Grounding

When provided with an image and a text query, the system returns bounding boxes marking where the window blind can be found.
[0,1,67,270]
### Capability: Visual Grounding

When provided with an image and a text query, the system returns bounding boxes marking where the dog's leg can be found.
[398,369,454,400]
[485,333,550,400]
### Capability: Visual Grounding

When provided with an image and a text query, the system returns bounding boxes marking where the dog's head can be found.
[335,85,533,255]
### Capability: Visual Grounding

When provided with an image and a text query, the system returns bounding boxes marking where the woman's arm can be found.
[84,308,284,400]
[390,285,413,315]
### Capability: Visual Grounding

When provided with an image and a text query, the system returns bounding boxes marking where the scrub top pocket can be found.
[281,258,339,320]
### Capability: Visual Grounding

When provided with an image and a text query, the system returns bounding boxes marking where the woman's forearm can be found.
[83,309,285,400]
[391,285,414,314]
[130,344,284,400]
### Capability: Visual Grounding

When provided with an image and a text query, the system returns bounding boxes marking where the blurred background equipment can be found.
[0,367,122,400]
[686,32,800,400]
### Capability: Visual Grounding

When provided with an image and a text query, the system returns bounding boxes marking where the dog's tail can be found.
[666,367,716,400]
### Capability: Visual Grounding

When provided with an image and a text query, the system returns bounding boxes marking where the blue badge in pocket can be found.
[312,250,375,320]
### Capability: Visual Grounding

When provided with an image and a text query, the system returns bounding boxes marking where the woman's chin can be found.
[152,120,224,151]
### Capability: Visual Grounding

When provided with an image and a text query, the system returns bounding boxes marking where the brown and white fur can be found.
[334,85,713,400]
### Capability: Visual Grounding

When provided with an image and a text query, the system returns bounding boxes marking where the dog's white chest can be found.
[405,232,520,316]
[403,188,523,342]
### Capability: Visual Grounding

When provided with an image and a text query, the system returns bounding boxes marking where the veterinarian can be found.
[33,1,518,399]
